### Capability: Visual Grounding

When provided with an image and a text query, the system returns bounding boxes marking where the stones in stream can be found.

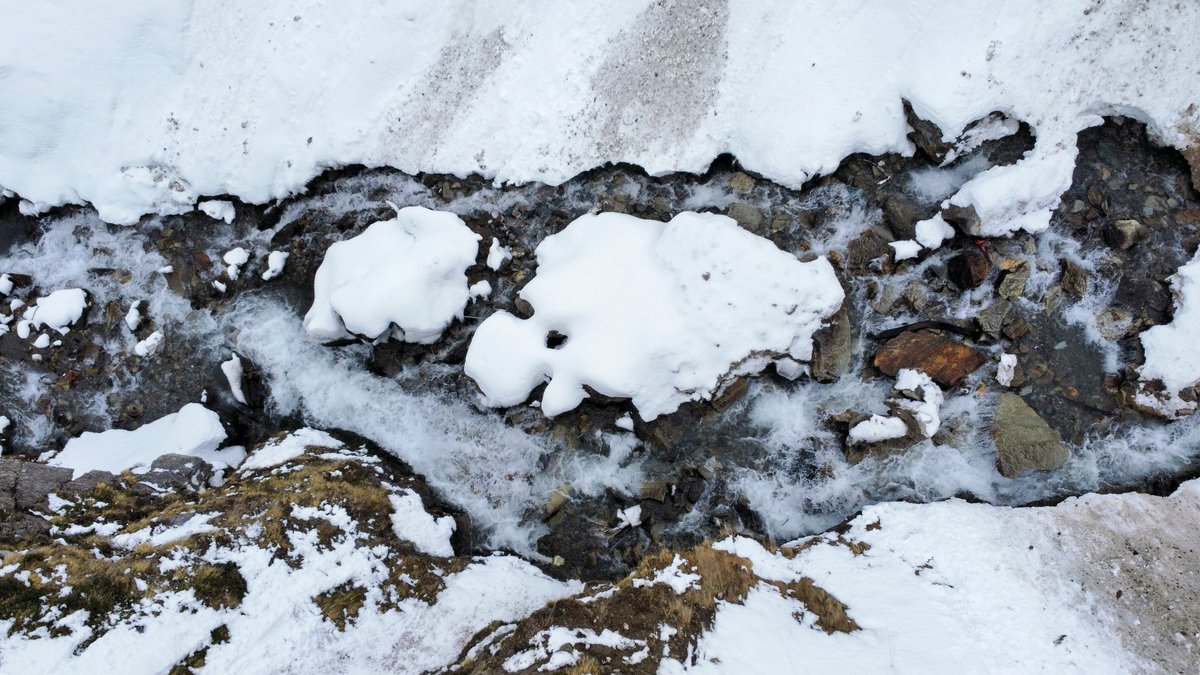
[873,330,985,387]
[992,394,1069,478]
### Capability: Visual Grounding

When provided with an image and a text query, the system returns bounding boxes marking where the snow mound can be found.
[239,428,343,472]
[464,211,844,420]
[1136,250,1200,418]
[303,205,481,344]
[390,490,456,557]
[22,288,87,334]
[49,403,227,479]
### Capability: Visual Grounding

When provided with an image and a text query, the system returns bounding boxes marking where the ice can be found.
[465,211,844,420]
[303,205,481,344]
[49,403,227,479]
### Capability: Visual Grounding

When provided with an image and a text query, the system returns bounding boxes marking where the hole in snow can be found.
[546,331,568,349]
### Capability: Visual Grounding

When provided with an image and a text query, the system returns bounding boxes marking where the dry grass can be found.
[313,583,368,630]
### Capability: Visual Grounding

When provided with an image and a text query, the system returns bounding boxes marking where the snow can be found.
[22,288,87,334]
[133,330,164,358]
[465,211,843,420]
[303,205,481,344]
[616,505,642,530]
[222,246,250,280]
[261,250,288,281]
[389,490,456,557]
[239,428,343,472]
[221,353,247,405]
[487,238,512,271]
[48,403,227,479]
[1137,250,1200,418]
[0,274,12,295]
[0,415,8,455]
[888,239,921,261]
[914,214,956,250]
[111,513,220,549]
[893,369,943,437]
[469,279,492,300]
[199,199,236,223]
[124,301,142,331]
[631,555,701,594]
[0,2,1195,234]
[848,415,909,445]
[997,353,1018,387]
[504,627,642,673]
[32,333,50,349]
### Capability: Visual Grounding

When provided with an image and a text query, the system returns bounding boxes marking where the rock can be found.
[997,263,1030,299]
[882,195,929,240]
[873,331,985,387]
[810,304,853,382]
[947,251,992,289]
[131,454,213,495]
[993,393,1069,478]
[978,300,1011,338]
[941,203,982,236]
[727,172,755,194]
[726,202,763,231]
[0,459,74,511]
[903,99,951,163]
[1060,259,1089,299]
[1103,219,1146,250]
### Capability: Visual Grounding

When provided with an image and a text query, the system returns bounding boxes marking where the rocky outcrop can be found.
[992,394,1068,478]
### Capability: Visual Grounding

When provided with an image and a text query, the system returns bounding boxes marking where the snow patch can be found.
[389,490,456,557]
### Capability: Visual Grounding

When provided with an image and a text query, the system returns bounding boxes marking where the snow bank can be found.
[303,206,480,344]
[239,428,343,472]
[672,480,1200,673]
[1136,250,1200,418]
[465,211,844,420]
[0,2,1196,232]
[389,490,456,557]
[49,403,226,479]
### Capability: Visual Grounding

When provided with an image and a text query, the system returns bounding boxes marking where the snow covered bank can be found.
[1136,250,1200,418]
[49,403,227,478]
[303,206,480,344]
[1,1,1196,230]
[465,211,844,419]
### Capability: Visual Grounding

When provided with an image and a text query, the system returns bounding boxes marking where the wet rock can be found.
[1104,219,1147,250]
[993,393,1068,478]
[727,172,755,194]
[873,330,985,387]
[1060,259,1089,299]
[997,262,1030,300]
[947,250,991,289]
[903,99,951,163]
[0,459,73,511]
[725,202,763,231]
[844,228,893,275]
[810,304,853,382]
[882,195,930,240]
[131,454,213,495]
[942,203,982,236]
[978,300,1011,338]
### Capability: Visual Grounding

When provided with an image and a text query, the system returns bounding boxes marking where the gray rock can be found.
[0,459,74,511]
[997,263,1030,300]
[810,304,853,382]
[993,394,1068,478]
[132,454,213,495]
[1060,259,1089,299]
[1104,219,1146,250]
[726,202,764,231]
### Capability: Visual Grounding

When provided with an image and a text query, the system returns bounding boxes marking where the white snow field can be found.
[303,206,481,344]
[0,1,1197,233]
[466,211,844,419]
[665,479,1200,673]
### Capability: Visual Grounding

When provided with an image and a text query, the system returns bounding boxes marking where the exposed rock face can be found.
[810,304,853,382]
[993,394,1068,478]
[873,331,985,387]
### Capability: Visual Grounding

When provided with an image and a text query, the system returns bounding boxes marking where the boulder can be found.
[131,454,213,495]
[947,250,992,289]
[1103,219,1146,250]
[873,331,985,387]
[993,394,1068,478]
[810,304,853,382]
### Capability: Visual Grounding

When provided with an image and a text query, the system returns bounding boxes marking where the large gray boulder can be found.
[993,394,1069,478]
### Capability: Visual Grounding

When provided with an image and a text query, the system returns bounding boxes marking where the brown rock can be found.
[1060,259,1089,299]
[810,304,853,382]
[873,331,986,387]
[993,394,1068,478]
[947,251,991,289]
[1103,219,1146,250]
